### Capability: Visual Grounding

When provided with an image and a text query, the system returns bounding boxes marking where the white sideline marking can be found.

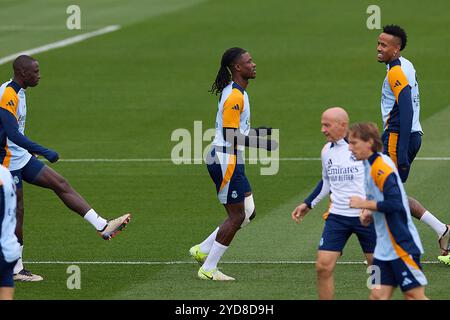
[23,260,441,265]
[0,25,121,66]
[55,157,450,163]
[415,157,450,160]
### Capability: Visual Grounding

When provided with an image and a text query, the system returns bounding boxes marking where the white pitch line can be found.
[415,157,450,160]
[56,158,320,162]
[0,25,121,66]
[54,157,450,163]
[58,158,175,162]
[23,260,442,265]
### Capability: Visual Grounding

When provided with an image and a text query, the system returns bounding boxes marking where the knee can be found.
[404,293,415,300]
[231,212,245,228]
[403,288,428,300]
[369,291,384,300]
[370,289,390,300]
[408,197,426,217]
[316,260,334,278]
[369,292,379,300]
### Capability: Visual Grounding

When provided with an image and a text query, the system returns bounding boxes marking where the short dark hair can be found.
[383,24,407,51]
[349,122,382,153]
[13,55,36,74]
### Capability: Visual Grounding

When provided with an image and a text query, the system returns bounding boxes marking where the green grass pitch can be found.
[0,0,449,300]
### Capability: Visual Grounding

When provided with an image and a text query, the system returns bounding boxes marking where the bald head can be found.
[322,107,349,125]
[321,107,350,142]
[12,55,40,88]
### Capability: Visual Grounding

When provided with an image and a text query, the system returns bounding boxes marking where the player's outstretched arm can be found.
[248,126,272,137]
[0,109,59,163]
[223,127,278,151]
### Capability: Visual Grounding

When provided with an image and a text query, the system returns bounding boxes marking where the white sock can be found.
[84,209,108,231]
[202,240,228,272]
[199,227,219,254]
[13,245,24,274]
[420,211,447,237]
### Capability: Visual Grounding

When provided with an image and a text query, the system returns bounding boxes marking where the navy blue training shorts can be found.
[0,259,17,288]
[10,156,46,189]
[206,147,251,204]
[372,255,427,292]
[382,131,422,183]
[319,213,376,254]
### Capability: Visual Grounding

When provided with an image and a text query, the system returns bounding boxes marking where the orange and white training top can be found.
[0,80,32,171]
[211,82,250,152]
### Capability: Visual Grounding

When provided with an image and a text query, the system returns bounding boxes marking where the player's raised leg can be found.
[409,197,449,255]
[438,255,450,265]
[30,164,131,240]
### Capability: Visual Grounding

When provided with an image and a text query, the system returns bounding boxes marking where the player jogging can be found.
[291,107,376,299]
[189,47,277,280]
[376,25,449,258]
[349,122,428,300]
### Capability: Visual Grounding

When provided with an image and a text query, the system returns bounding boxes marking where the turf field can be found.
[0,0,449,300]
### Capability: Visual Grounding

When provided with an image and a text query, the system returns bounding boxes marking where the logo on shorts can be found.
[402,277,413,287]
[319,238,324,247]
[401,271,413,287]
[13,176,19,185]
[231,191,238,199]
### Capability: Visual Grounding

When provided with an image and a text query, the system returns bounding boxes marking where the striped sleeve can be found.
[0,86,19,118]
[388,66,412,166]
[376,173,404,214]
[222,89,243,129]
[370,156,404,214]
